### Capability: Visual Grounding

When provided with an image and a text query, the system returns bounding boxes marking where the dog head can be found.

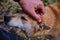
[4,8,54,37]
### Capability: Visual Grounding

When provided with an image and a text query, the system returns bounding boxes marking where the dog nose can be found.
[4,16,11,25]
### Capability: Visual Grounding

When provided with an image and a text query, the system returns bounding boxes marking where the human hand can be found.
[19,0,45,23]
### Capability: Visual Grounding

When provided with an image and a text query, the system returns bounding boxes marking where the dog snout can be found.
[4,16,11,25]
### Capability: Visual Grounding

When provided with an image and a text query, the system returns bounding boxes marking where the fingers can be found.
[40,6,45,14]
[37,3,45,15]
[19,0,44,23]
[29,9,42,23]
[23,6,42,23]
[35,8,43,15]
[36,14,41,23]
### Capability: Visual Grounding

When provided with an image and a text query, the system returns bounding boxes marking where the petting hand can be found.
[19,0,45,23]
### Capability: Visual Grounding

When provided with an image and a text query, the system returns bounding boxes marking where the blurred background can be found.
[0,0,58,15]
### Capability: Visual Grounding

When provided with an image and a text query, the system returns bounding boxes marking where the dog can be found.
[42,2,60,40]
[4,2,60,40]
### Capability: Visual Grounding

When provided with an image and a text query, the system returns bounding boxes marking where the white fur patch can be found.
[8,18,23,28]
[7,18,33,36]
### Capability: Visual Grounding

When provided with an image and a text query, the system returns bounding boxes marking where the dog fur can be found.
[4,2,60,40]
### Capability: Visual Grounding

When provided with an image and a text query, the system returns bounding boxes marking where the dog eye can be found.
[21,16,27,21]
[39,24,50,30]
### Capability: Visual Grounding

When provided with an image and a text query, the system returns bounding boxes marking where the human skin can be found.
[18,0,45,23]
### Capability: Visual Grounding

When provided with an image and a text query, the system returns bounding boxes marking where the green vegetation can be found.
[43,0,57,6]
[0,0,57,14]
